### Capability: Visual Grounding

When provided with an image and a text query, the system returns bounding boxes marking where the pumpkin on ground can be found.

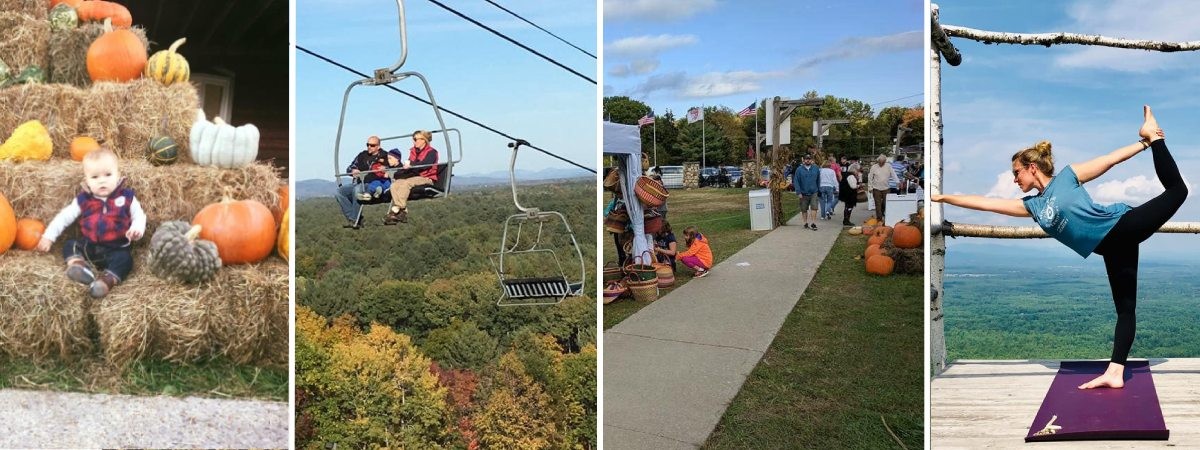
[0,192,15,254]
[70,136,100,161]
[193,196,276,264]
[865,244,884,260]
[873,225,892,237]
[866,254,895,276]
[867,234,886,247]
[75,1,132,28]
[847,226,863,236]
[145,38,190,85]
[189,111,260,168]
[893,222,922,249]
[148,221,221,283]
[147,135,178,165]
[14,218,45,251]
[864,217,880,227]
[0,120,53,162]
[86,19,146,82]
[278,205,290,261]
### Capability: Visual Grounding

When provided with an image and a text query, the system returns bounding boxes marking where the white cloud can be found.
[1054,0,1200,72]
[681,70,784,98]
[607,34,699,57]
[796,31,922,70]
[1088,173,1193,204]
[604,0,718,22]
[984,171,1024,199]
[609,59,661,77]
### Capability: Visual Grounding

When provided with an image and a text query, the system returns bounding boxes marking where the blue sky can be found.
[603,0,924,119]
[937,0,1200,259]
[294,0,598,182]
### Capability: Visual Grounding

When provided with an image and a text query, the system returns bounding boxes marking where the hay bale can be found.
[48,23,149,87]
[0,159,285,234]
[95,257,288,367]
[0,0,47,19]
[0,79,197,163]
[0,12,49,72]
[883,240,923,275]
[0,253,93,360]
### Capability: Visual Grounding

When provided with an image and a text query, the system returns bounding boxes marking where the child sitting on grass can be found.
[37,147,146,298]
[677,226,712,278]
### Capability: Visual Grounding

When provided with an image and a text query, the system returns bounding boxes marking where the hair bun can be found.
[1033,140,1052,155]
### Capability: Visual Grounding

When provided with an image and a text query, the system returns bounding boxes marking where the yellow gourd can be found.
[0,120,53,162]
[277,205,290,261]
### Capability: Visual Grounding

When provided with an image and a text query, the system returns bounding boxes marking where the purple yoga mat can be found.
[1025,360,1168,442]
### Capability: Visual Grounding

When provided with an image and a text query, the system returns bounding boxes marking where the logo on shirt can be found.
[1040,197,1057,222]
[114,196,126,208]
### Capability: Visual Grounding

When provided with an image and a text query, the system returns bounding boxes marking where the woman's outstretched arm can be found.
[932,194,1030,217]
[1070,141,1150,184]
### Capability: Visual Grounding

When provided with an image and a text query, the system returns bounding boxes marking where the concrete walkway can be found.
[603,205,874,449]
[0,389,288,448]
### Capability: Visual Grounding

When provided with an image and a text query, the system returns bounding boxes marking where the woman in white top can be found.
[818,161,839,220]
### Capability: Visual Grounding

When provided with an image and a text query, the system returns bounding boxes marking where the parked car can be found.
[722,166,743,187]
[657,165,684,189]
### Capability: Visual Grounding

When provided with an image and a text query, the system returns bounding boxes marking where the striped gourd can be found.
[145,38,190,85]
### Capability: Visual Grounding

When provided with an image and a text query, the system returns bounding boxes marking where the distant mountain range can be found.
[297,168,592,199]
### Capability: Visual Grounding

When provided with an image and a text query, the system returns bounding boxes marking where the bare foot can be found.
[1140,105,1163,142]
[1078,362,1126,389]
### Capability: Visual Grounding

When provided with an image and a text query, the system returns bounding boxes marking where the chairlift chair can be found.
[489,140,586,306]
[331,0,463,225]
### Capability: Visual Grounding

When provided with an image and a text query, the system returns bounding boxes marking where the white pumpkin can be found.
[189,111,260,168]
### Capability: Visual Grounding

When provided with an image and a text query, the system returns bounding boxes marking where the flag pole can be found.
[701,104,706,171]
[754,99,760,173]
[653,117,658,167]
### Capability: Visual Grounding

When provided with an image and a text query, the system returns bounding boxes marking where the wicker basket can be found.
[603,262,625,283]
[603,280,627,304]
[624,251,658,282]
[653,262,675,288]
[643,213,663,234]
[634,176,669,207]
[603,168,620,191]
[604,207,629,233]
[627,277,658,302]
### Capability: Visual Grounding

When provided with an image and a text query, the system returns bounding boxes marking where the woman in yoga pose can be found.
[933,106,1184,389]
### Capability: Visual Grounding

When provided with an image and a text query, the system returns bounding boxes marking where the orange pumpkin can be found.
[864,217,880,227]
[86,19,146,82]
[75,1,132,28]
[866,255,895,276]
[865,244,884,259]
[867,234,886,247]
[70,136,100,161]
[0,192,14,254]
[273,184,289,227]
[893,222,922,249]
[14,218,45,250]
[873,226,892,237]
[861,225,876,235]
[193,196,277,264]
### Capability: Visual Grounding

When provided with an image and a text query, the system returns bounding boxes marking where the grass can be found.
[603,187,799,329]
[703,231,924,449]
[0,355,288,401]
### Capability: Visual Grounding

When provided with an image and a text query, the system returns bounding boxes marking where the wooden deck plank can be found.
[932,358,1200,449]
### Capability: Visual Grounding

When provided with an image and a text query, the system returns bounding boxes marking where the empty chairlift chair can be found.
[490,140,586,306]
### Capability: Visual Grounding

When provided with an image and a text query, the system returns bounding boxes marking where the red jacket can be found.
[404,145,439,181]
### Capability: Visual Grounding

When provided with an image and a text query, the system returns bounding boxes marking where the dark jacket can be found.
[347,150,386,183]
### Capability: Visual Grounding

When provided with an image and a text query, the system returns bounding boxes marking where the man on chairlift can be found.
[336,135,386,229]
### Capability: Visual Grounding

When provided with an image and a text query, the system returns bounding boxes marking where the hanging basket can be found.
[627,277,659,302]
[634,176,669,207]
[604,205,629,233]
[643,213,664,234]
[653,262,675,288]
[603,280,627,304]
[603,168,620,191]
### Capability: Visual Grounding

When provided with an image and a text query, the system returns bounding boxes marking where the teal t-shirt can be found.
[1021,166,1131,258]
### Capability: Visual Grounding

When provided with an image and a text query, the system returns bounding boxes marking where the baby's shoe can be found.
[373,186,383,198]
[89,272,119,299]
[66,258,95,285]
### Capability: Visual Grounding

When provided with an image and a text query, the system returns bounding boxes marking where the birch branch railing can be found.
[934,221,1200,238]
[941,26,1200,53]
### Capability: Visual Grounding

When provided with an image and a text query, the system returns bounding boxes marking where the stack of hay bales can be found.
[0,3,287,369]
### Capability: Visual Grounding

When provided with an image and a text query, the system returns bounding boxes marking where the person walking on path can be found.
[868,155,897,221]
[933,106,1179,390]
[819,161,839,221]
[792,154,821,230]
[839,163,861,226]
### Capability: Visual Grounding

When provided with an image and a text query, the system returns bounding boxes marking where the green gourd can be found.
[15,66,45,84]
[148,221,221,284]
[49,3,79,31]
[0,58,10,88]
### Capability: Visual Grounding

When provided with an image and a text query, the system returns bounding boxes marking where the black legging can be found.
[1092,140,1187,365]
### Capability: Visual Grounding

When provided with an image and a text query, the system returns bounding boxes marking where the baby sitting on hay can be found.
[35,147,145,298]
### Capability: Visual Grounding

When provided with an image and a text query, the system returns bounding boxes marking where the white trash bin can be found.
[749,189,774,230]
[885,192,920,225]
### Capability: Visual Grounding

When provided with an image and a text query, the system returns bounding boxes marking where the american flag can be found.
[637,113,654,127]
[737,102,756,117]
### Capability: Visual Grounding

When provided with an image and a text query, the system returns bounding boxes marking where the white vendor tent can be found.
[603,121,652,262]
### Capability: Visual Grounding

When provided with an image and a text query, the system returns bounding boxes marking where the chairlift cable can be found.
[424,0,596,84]
[482,0,596,59]
[297,45,596,174]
